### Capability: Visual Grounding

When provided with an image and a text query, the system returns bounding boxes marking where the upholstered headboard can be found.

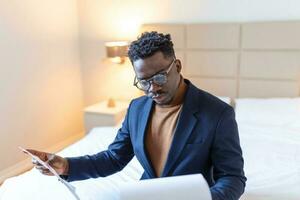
[141,22,300,98]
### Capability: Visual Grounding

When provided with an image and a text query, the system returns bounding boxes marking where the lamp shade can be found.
[105,41,129,63]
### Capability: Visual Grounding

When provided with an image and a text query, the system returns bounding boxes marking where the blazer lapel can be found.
[161,83,200,177]
[137,98,156,178]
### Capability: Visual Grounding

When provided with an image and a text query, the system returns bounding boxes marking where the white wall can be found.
[0,0,84,177]
[77,0,300,106]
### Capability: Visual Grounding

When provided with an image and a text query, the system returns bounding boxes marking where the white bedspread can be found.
[0,127,143,200]
[239,123,300,200]
[1,124,300,200]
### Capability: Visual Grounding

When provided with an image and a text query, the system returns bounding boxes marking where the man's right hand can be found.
[24,149,69,176]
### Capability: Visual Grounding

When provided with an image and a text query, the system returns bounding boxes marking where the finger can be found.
[42,171,54,176]
[41,168,50,173]
[40,169,54,176]
[32,158,38,165]
[31,158,43,166]
[35,165,47,170]
[36,167,50,174]
[31,155,55,166]
[26,149,48,161]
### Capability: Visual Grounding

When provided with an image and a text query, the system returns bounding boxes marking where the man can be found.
[28,31,246,200]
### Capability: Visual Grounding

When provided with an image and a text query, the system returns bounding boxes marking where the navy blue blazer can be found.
[66,80,246,200]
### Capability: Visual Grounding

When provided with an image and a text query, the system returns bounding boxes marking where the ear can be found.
[175,59,182,73]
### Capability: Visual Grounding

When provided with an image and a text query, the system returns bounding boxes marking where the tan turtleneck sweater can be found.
[145,77,187,177]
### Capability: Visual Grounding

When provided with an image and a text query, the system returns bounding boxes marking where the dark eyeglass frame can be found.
[133,58,176,91]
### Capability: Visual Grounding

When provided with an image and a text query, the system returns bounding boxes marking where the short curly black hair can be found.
[128,31,175,62]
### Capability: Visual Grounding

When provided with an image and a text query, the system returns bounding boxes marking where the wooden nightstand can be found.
[84,100,129,132]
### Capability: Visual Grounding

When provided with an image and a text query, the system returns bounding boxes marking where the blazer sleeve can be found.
[210,106,247,200]
[65,103,134,182]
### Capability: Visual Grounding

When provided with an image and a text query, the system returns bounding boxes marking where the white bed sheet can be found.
[239,122,300,200]
[1,123,300,200]
[0,126,143,200]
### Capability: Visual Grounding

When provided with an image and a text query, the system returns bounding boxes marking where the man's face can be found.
[133,51,181,105]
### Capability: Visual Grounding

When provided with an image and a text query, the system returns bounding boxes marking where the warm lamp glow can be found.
[118,18,141,39]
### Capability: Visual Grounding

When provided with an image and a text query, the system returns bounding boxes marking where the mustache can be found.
[147,91,164,98]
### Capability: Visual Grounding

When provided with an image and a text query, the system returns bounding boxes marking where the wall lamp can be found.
[105,41,129,64]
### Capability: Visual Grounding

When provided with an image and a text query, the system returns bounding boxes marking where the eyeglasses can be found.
[133,59,176,91]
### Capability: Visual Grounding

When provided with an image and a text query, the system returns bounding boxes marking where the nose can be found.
[148,81,161,93]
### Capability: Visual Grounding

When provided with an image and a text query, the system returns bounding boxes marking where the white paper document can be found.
[19,147,80,200]
[118,174,212,200]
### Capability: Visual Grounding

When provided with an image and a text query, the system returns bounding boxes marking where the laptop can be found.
[119,174,212,200]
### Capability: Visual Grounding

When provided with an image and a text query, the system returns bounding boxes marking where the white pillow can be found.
[235,98,300,127]
[217,96,231,105]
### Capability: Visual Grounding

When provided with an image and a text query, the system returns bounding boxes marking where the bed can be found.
[1,21,300,199]
[236,98,300,200]
[0,126,144,200]
[1,97,300,200]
